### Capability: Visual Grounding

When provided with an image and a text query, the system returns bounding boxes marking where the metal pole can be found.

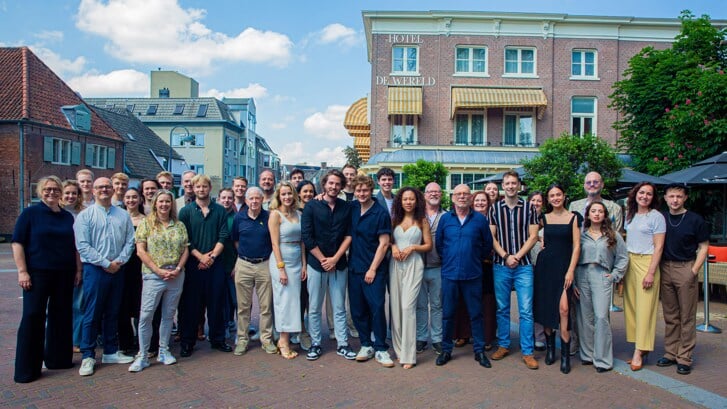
[696,256,722,333]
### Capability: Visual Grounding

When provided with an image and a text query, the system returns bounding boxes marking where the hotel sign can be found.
[379,33,435,87]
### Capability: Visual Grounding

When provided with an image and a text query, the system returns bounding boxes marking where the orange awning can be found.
[451,87,547,119]
[388,87,423,115]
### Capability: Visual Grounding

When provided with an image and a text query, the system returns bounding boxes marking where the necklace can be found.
[668,212,686,228]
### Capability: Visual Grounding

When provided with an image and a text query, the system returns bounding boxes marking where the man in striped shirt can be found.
[488,170,540,370]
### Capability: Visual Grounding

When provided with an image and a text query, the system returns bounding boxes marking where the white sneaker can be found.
[102,351,134,364]
[375,351,395,368]
[128,356,150,372]
[356,346,375,362]
[79,357,95,376]
[157,348,177,365]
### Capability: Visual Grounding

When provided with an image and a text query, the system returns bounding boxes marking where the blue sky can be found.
[1,0,724,167]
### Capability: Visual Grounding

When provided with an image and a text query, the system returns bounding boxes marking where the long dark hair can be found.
[583,201,617,248]
[391,187,425,228]
[123,187,145,215]
[543,183,566,214]
[626,182,658,223]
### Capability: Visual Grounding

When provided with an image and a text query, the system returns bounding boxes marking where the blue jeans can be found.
[80,263,124,359]
[307,266,348,347]
[348,270,388,351]
[416,266,442,343]
[493,264,535,355]
[72,285,84,346]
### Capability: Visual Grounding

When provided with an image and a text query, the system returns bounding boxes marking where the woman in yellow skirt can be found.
[623,182,665,371]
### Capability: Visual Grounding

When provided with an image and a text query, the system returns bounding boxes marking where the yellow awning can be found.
[388,87,422,115]
[451,87,547,119]
[344,97,368,129]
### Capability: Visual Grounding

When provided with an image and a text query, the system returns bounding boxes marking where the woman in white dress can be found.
[269,181,307,359]
[390,187,432,369]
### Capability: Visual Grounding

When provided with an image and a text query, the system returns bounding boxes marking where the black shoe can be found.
[596,366,613,373]
[180,344,193,357]
[435,351,451,366]
[656,357,677,367]
[475,352,492,368]
[545,332,556,366]
[560,338,571,374]
[534,342,546,352]
[432,342,443,355]
[211,342,233,352]
[416,341,427,354]
[676,364,691,375]
[581,360,593,365]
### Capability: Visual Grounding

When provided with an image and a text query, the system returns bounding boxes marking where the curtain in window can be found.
[471,115,484,145]
[455,114,468,144]
[504,115,516,145]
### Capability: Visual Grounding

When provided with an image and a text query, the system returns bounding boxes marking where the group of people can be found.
[13,163,709,383]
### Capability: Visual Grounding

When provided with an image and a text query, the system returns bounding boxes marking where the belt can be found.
[239,255,269,264]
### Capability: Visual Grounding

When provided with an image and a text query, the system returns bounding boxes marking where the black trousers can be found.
[178,260,226,346]
[15,269,74,383]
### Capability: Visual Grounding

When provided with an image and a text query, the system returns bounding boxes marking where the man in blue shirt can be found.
[348,175,394,367]
[75,177,136,376]
[435,184,493,368]
[301,169,356,360]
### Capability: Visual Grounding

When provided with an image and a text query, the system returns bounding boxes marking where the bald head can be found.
[584,171,604,197]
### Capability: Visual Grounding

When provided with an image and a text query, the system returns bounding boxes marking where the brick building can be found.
[349,11,726,190]
[0,47,124,235]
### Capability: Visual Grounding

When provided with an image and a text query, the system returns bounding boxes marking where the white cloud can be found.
[303,105,349,141]
[270,123,287,130]
[30,46,86,76]
[67,69,148,97]
[279,142,345,167]
[203,83,268,100]
[34,30,64,42]
[75,0,293,70]
[319,23,360,47]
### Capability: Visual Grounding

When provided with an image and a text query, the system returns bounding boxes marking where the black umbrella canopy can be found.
[661,152,727,185]
[618,169,673,186]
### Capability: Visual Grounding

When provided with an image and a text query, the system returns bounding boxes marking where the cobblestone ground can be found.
[1,243,725,408]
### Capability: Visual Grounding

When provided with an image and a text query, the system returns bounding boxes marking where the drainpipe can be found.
[18,121,25,209]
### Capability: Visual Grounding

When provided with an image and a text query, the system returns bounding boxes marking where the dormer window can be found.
[61,104,91,132]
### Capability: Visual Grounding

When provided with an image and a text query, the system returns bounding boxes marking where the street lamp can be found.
[169,125,191,172]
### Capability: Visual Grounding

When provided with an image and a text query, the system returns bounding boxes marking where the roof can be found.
[0,47,122,141]
[90,106,184,179]
[85,97,238,125]
[367,148,539,166]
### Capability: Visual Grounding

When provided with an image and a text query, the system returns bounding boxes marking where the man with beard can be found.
[178,174,231,357]
[259,169,276,210]
[569,171,622,232]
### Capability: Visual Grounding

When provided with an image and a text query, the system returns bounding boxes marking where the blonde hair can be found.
[62,179,85,212]
[191,174,211,187]
[36,175,63,199]
[146,190,177,231]
[269,181,299,211]
[111,172,129,182]
[76,169,94,179]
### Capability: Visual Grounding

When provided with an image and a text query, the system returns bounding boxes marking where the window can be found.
[225,136,237,156]
[173,104,185,115]
[126,104,135,112]
[450,173,490,190]
[455,47,487,75]
[571,50,597,79]
[190,164,204,174]
[146,105,158,115]
[455,112,486,146]
[571,97,597,136]
[503,110,535,146]
[392,46,418,74]
[196,104,208,117]
[390,115,417,145]
[504,47,536,76]
[84,143,115,169]
[61,105,91,132]
[43,137,71,165]
[172,133,205,147]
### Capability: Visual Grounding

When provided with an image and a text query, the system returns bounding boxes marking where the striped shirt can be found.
[489,198,538,265]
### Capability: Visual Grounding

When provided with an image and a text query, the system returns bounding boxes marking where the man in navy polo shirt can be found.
[348,175,395,367]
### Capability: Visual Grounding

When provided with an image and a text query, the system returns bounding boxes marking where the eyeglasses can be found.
[453,192,470,197]
[425,191,441,195]
[94,185,113,190]
[42,188,61,194]
[585,180,601,186]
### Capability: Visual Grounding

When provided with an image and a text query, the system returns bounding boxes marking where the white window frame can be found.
[51,138,71,165]
[390,114,418,146]
[503,47,537,77]
[571,49,599,80]
[503,108,536,147]
[454,111,487,146]
[224,135,237,157]
[391,45,419,75]
[454,46,488,77]
[571,97,597,137]
[172,133,205,147]
[89,144,108,169]
[190,164,204,174]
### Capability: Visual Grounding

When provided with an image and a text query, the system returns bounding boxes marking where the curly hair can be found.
[626,182,659,223]
[583,201,617,248]
[391,187,425,228]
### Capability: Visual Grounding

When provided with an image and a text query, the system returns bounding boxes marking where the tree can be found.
[402,159,450,209]
[342,146,363,169]
[521,133,622,201]
[610,11,727,175]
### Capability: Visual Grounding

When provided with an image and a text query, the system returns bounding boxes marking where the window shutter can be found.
[107,147,116,169]
[71,142,81,165]
[43,137,54,162]
[85,144,94,166]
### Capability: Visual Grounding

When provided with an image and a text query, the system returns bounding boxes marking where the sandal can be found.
[278,342,298,360]
[402,363,415,369]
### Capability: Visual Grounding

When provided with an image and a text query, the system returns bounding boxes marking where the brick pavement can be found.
[1,243,725,408]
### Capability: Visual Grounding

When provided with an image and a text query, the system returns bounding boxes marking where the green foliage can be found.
[521,133,622,201]
[342,146,363,169]
[402,159,450,209]
[610,11,727,175]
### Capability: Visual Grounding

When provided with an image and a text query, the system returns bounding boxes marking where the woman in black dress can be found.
[533,184,580,374]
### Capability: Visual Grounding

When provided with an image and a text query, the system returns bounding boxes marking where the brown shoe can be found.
[523,355,539,370]
[491,347,509,360]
